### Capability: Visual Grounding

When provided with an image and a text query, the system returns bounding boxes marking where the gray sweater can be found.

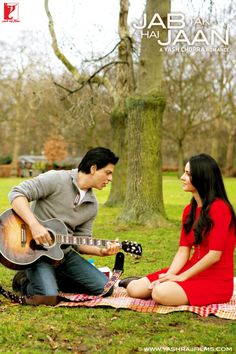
[8,169,98,236]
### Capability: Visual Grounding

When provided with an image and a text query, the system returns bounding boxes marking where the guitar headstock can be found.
[121,240,142,258]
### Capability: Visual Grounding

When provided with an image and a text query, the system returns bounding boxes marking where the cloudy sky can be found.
[0,0,231,72]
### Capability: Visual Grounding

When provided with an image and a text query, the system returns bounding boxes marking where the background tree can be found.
[106,0,136,206]
[44,0,135,206]
[162,1,236,174]
[43,135,68,164]
[119,0,170,226]
[163,52,213,176]
[1,0,236,182]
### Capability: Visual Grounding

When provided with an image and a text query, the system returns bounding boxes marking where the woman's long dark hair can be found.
[183,154,236,244]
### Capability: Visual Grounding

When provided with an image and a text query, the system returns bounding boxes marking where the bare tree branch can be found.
[61,61,126,99]
[53,81,74,94]
[84,40,122,63]
[44,0,81,81]
[44,0,110,90]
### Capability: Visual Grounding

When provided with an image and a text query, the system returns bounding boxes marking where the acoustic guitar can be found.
[0,209,142,270]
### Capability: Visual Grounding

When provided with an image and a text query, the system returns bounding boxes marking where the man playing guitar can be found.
[8,147,120,297]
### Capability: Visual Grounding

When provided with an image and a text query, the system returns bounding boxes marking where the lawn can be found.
[0,176,235,354]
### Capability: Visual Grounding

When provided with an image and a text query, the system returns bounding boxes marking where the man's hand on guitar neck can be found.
[99,241,121,256]
[79,241,120,257]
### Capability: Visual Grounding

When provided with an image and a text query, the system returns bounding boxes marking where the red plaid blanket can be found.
[56,278,236,319]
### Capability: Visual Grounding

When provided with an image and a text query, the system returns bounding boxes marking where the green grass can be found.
[0,177,235,354]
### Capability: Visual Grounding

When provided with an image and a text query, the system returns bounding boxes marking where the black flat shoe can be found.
[12,270,28,294]
[119,276,140,288]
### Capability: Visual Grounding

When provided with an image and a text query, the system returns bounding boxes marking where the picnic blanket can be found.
[57,278,236,320]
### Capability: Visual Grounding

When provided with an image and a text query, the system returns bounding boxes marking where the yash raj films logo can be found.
[2,2,20,22]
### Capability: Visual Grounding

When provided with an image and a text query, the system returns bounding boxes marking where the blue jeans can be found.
[25,249,110,296]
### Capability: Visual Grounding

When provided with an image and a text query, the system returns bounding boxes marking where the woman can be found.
[127,154,236,306]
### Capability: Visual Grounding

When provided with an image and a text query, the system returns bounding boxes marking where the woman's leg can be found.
[151,282,189,306]
[127,277,189,306]
[127,277,152,299]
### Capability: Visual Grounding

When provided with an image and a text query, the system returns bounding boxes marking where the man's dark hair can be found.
[78,147,119,174]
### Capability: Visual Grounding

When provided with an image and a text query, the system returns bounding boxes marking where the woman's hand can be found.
[148,272,186,289]
[158,273,186,283]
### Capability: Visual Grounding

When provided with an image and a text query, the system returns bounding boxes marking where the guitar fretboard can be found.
[56,234,119,248]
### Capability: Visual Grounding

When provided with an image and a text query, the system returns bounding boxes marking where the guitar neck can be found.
[55,234,120,248]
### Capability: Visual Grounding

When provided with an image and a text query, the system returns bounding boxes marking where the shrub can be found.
[0,155,12,165]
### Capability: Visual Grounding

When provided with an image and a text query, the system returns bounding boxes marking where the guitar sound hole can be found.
[29,232,55,250]
[43,231,55,249]
[29,240,45,251]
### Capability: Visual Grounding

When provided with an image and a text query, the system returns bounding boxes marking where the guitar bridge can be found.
[21,223,27,247]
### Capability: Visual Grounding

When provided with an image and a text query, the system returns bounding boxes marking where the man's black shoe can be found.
[119,276,140,288]
[12,270,28,294]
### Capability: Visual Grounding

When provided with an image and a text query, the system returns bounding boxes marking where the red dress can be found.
[146,199,235,306]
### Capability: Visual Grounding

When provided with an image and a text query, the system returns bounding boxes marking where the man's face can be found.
[90,163,115,190]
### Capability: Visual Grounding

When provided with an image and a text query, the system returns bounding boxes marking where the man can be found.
[9,147,120,296]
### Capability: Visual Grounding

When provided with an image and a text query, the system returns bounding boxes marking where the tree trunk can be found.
[11,104,21,176]
[106,0,135,206]
[177,139,184,177]
[11,122,21,176]
[225,126,236,175]
[106,108,128,206]
[118,0,170,226]
[119,95,167,226]
[211,117,223,163]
